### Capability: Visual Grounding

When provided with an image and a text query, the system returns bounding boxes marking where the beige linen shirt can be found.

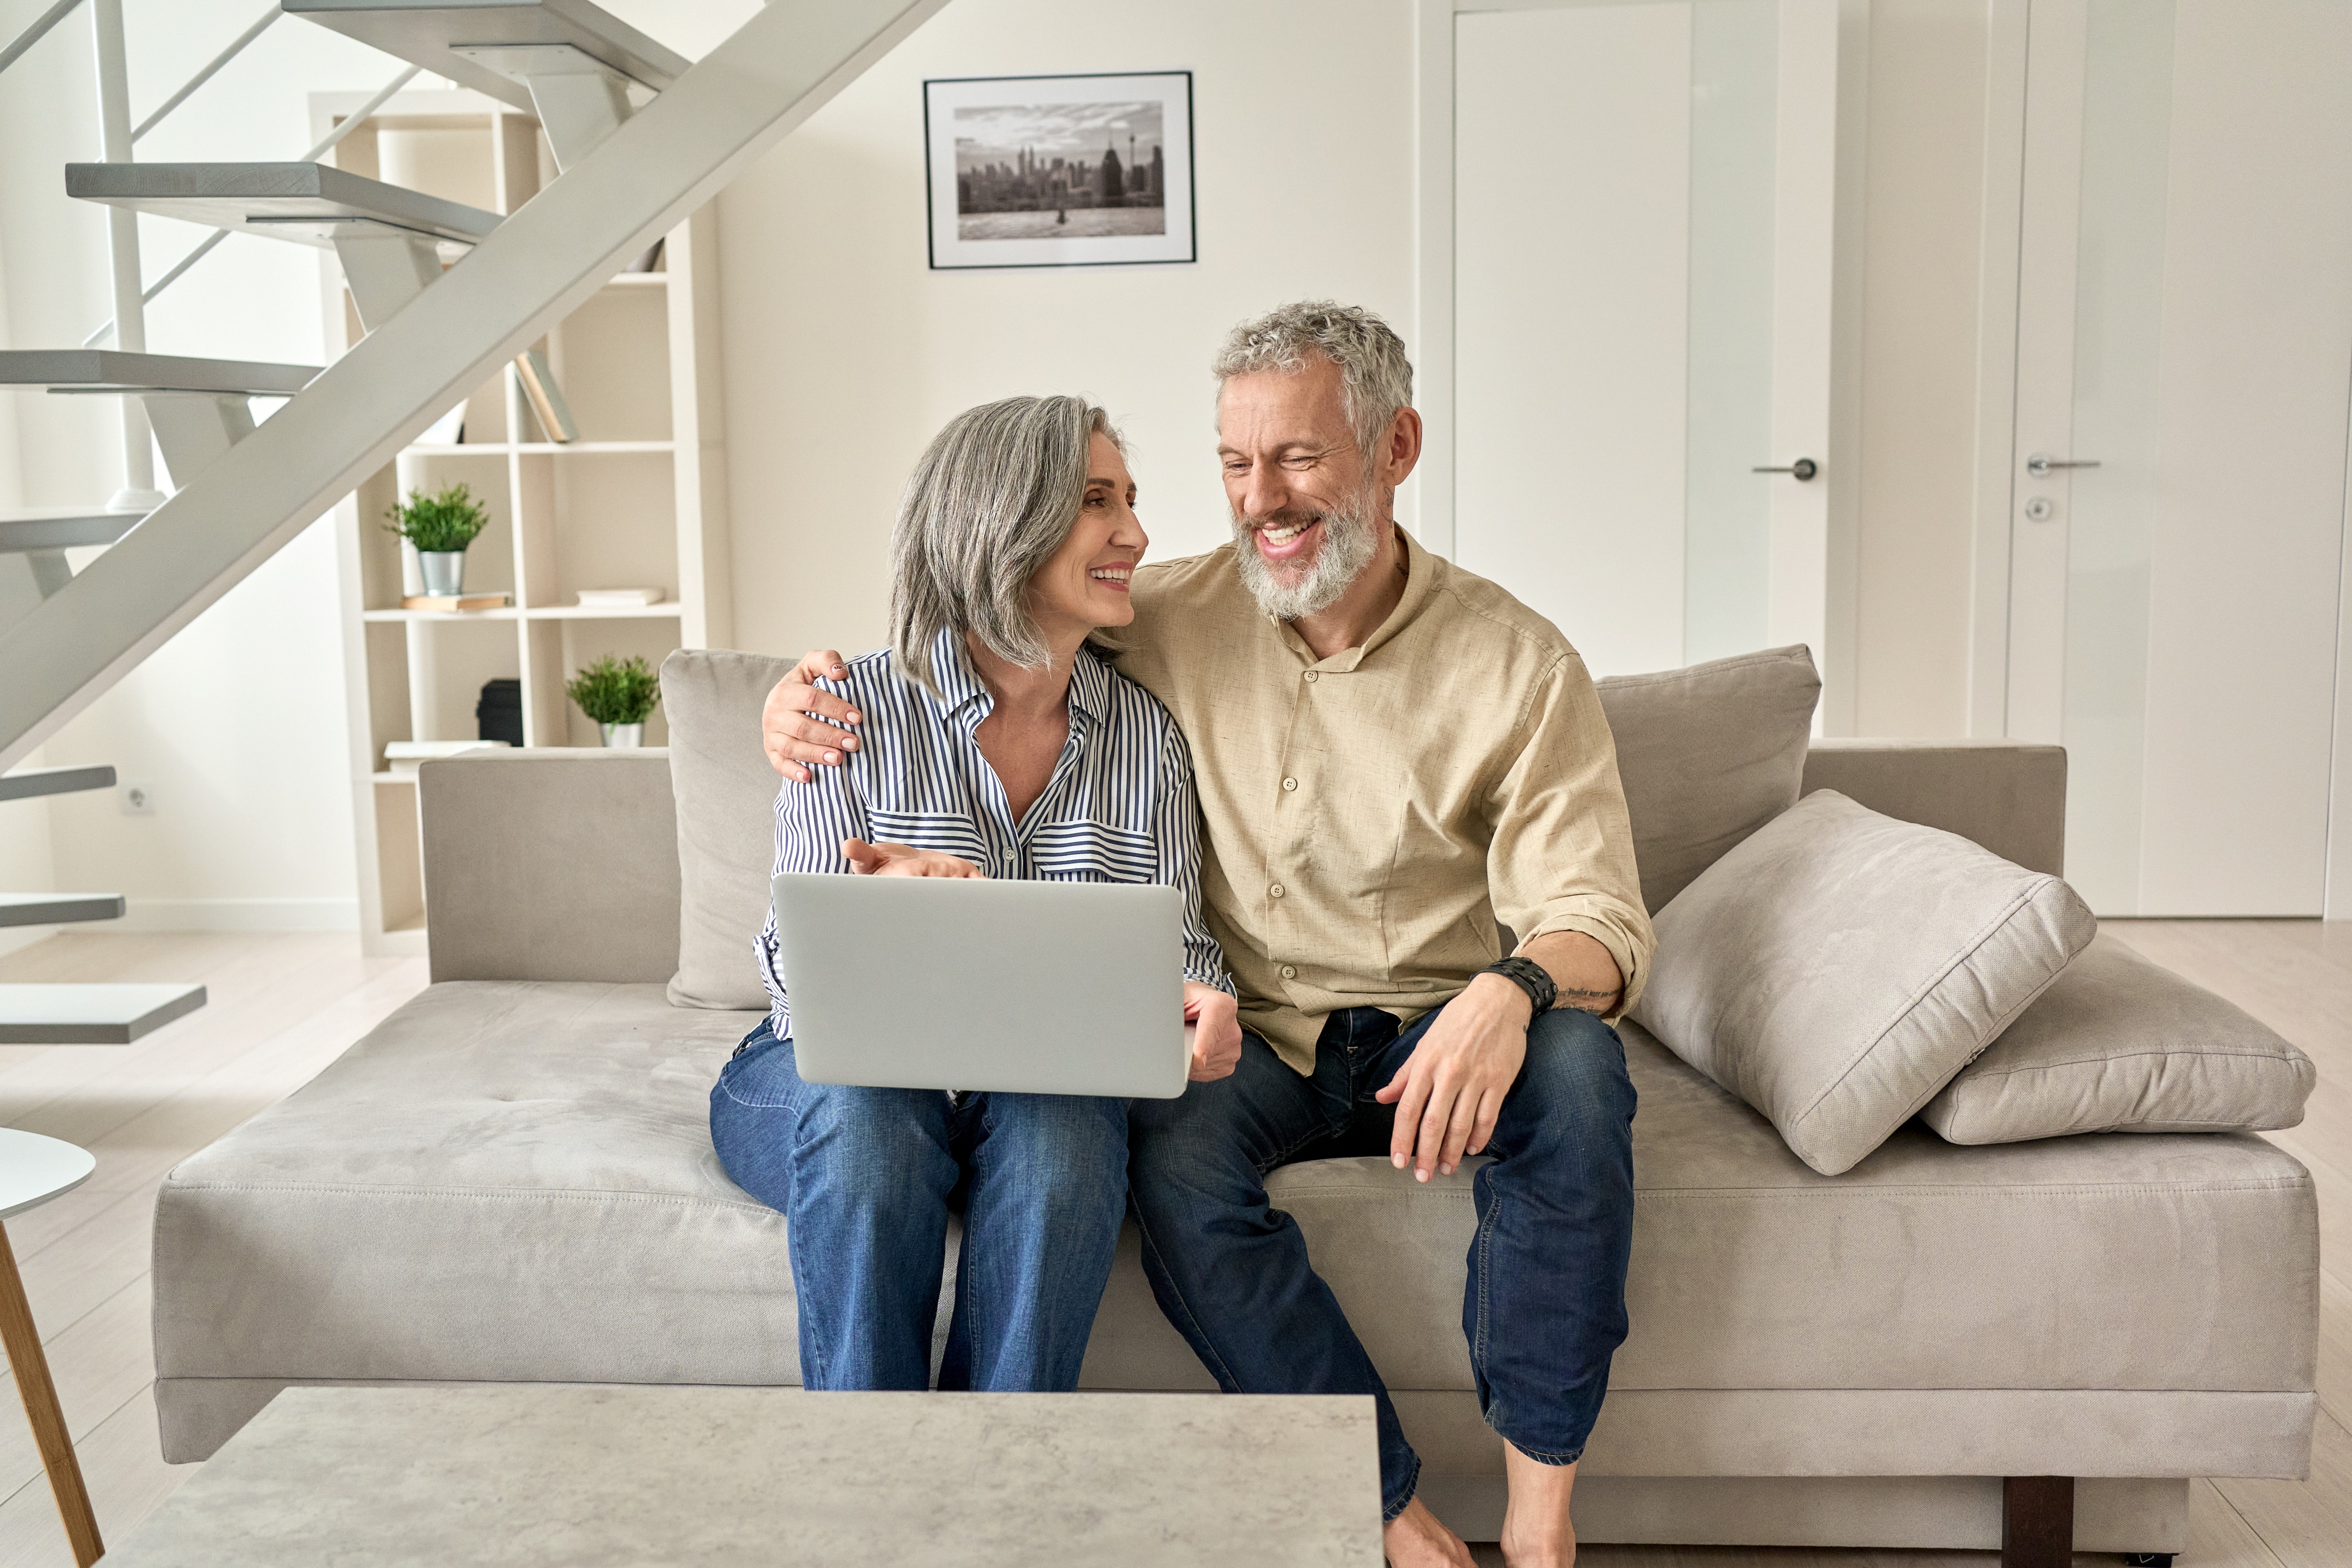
[1107,528,1655,1074]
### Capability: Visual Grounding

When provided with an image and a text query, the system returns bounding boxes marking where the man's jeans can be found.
[1128,1001,1637,1520]
[710,1020,1129,1392]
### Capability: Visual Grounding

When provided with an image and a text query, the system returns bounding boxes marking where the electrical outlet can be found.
[119,783,155,816]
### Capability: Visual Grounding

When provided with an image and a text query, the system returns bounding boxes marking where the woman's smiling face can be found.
[1028,430,1148,639]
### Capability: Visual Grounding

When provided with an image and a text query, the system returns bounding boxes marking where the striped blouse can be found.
[755,631,1232,1038]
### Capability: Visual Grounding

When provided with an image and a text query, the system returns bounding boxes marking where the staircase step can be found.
[0,350,317,398]
[0,983,207,1044]
[0,894,126,929]
[285,0,689,112]
[66,162,502,249]
[0,507,147,554]
[0,765,116,803]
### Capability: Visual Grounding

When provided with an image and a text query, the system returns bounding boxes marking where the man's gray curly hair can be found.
[1210,300,1415,459]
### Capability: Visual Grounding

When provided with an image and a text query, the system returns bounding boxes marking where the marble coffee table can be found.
[107,1385,1382,1565]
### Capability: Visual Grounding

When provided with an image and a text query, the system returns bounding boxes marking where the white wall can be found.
[713,0,1418,659]
[708,0,2008,735]
[0,3,407,930]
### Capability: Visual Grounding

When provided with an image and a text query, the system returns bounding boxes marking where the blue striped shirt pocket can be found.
[866,807,990,866]
[1028,820,1161,883]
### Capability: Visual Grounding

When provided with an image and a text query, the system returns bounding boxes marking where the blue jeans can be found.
[710,1021,1130,1392]
[1128,1002,1637,1520]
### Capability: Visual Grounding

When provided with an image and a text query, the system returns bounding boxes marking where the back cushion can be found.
[663,649,797,1010]
[1596,645,1821,912]
[664,641,1820,1006]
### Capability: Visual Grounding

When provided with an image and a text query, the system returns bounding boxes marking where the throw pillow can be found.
[1595,645,1821,912]
[662,648,797,1010]
[1630,789,2097,1175]
[1921,932,2315,1142]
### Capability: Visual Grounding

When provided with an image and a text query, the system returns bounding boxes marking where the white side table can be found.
[0,1130,102,1566]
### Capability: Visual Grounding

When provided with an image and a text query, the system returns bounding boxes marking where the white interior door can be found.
[1448,0,1854,685]
[2006,0,2352,916]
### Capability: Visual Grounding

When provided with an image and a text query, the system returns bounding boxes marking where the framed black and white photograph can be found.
[924,71,1196,270]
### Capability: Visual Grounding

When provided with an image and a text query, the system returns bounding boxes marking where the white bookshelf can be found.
[319,89,731,954]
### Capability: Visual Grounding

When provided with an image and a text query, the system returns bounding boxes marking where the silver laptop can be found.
[771,873,1190,1098]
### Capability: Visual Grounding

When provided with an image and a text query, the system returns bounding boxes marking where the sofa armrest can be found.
[1801,739,2067,876]
[420,750,681,983]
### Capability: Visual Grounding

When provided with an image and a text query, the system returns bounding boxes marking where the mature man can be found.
[761,303,1652,1568]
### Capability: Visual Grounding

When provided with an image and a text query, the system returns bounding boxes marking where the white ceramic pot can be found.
[600,723,644,749]
[419,551,466,596]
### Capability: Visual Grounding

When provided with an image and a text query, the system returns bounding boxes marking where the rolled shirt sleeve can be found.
[1484,653,1656,1019]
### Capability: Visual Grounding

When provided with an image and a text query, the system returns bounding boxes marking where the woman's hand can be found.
[842,838,983,878]
[765,649,861,783]
[1183,983,1243,1082]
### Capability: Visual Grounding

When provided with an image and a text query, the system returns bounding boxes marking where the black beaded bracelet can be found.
[1481,956,1557,1018]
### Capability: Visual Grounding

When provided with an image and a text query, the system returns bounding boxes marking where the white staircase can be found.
[285,0,690,169]
[0,0,951,1034]
[66,160,503,329]
[0,764,207,1043]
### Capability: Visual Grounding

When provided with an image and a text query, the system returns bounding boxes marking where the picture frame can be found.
[924,71,1196,270]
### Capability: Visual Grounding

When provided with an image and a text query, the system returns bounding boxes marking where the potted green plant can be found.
[384,483,490,596]
[567,654,661,748]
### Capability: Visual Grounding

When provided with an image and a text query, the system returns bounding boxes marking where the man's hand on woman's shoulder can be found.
[841,838,983,879]
[765,648,863,782]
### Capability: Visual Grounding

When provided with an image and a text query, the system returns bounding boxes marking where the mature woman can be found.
[710,395,1240,1394]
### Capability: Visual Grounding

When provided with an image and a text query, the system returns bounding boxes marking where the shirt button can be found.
[1282,777,1298,792]
[1303,669,1319,684]
[1270,883,1285,899]
[1280,964,1297,980]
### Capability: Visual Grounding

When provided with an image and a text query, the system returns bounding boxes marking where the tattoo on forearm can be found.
[1555,986,1619,1014]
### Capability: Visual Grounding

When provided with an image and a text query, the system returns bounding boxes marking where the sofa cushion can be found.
[155,982,2312,1435]
[659,642,1824,1008]
[662,649,797,1011]
[1594,645,1820,912]
[1631,790,2097,1175]
[1922,931,2317,1143]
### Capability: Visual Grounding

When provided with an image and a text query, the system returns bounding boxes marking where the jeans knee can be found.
[980,1094,1128,1193]
[1509,1011,1636,1149]
[1128,1105,1265,1227]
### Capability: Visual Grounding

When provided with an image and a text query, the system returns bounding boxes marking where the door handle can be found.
[2026,452,2101,478]
[1752,458,1818,481]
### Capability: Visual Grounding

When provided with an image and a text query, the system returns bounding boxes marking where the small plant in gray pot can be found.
[567,654,660,747]
[384,483,489,596]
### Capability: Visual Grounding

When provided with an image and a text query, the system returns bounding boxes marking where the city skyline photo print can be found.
[925,72,1196,269]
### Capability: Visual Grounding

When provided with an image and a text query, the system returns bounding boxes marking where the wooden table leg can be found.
[2002,1475,2074,1568]
[0,1220,102,1565]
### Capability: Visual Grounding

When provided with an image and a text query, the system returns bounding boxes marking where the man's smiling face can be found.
[1217,355,1381,621]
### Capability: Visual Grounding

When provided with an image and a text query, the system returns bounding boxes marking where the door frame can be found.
[1964,0,2031,739]
[1414,0,1871,729]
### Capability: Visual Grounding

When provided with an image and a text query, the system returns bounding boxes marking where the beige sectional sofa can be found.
[149,662,2316,1564]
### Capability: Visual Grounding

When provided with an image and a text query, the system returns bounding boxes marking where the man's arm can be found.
[1518,928,1624,1014]
[1375,653,1651,1182]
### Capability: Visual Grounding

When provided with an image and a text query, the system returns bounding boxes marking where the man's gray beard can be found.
[1231,494,1381,621]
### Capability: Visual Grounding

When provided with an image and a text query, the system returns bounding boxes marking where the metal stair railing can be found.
[0,0,949,774]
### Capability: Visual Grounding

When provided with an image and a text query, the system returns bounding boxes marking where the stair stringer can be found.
[0,0,951,774]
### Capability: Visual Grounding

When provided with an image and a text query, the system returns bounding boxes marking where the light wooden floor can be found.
[0,925,2342,1565]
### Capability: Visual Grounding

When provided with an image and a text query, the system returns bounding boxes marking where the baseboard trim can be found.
[113,899,359,933]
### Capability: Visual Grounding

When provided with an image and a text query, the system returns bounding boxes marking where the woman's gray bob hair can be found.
[890,394,1120,696]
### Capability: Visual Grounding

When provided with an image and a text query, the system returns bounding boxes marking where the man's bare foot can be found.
[1497,1444,1577,1568]
[1382,1496,1476,1567]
